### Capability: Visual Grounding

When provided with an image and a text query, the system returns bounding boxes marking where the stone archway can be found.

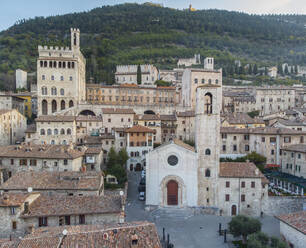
[79,110,96,116]
[160,175,186,207]
[144,110,156,115]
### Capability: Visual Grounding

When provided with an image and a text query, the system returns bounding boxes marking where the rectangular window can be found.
[65,216,71,225]
[10,207,16,215]
[63,159,68,165]
[225,194,230,201]
[245,145,249,151]
[271,150,274,155]
[251,182,255,188]
[244,135,249,140]
[19,159,27,166]
[222,145,226,151]
[261,137,265,142]
[233,145,237,151]
[38,217,48,227]
[270,137,276,143]
[12,221,17,230]
[241,194,245,202]
[222,134,227,139]
[233,136,237,141]
[79,215,85,224]
[241,181,245,188]
[284,137,291,143]
[30,160,37,166]
[226,181,230,188]
[10,159,14,165]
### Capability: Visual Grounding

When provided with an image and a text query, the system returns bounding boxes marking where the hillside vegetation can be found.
[0,3,306,86]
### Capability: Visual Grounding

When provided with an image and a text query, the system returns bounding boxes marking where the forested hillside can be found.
[0,3,306,86]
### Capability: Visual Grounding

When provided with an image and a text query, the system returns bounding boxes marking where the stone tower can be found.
[195,82,222,207]
[37,28,86,116]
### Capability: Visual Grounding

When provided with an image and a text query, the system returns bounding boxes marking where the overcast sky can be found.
[1,0,305,31]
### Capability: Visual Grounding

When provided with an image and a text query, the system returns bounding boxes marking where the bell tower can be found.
[195,83,222,207]
[71,28,80,51]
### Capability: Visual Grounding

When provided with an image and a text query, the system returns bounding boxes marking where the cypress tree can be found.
[137,65,142,85]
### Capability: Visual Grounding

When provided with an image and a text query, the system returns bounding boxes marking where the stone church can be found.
[146,84,269,216]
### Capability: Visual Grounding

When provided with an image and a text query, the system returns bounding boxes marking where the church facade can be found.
[145,82,268,216]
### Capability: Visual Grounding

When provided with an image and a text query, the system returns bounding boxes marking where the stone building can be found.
[76,115,103,137]
[0,109,27,145]
[2,221,161,247]
[34,115,77,145]
[0,192,123,238]
[218,162,268,216]
[0,94,25,115]
[0,144,85,184]
[272,119,306,131]
[176,110,195,142]
[126,125,155,171]
[37,28,86,116]
[276,211,306,248]
[86,84,178,108]
[281,144,306,178]
[12,92,36,119]
[146,82,269,216]
[0,171,104,196]
[101,108,134,134]
[160,114,177,143]
[177,54,201,67]
[220,127,306,165]
[115,64,159,86]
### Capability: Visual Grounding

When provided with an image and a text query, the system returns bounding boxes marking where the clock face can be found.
[167,155,178,166]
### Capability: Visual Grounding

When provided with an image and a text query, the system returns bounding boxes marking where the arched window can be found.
[59,61,62,68]
[202,79,205,84]
[51,140,55,145]
[208,79,212,84]
[42,100,48,115]
[51,87,57,96]
[194,78,198,84]
[62,140,67,145]
[60,128,65,135]
[69,100,74,108]
[204,93,212,114]
[60,89,64,96]
[63,62,66,68]
[40,61,43,67]
[51,75,54,81]
[53,61,57,68]
[130,152,134,157]
[72,62,75,68]
[51,100,57,113]
[47,129,52,135]
[68,62,71,68]
[49,61,52,68]
[215,79,219,84]
[42,75,45,81]
[54,129,58,135]
[205,149,211,155]
[205,169,211,177]
[61,100,65,110]
[44,61,47,67]
[40,129,45,135]
[60,76,64,81]
[67,128,71,135]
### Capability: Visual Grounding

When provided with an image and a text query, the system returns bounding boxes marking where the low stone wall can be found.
[262,196,305,216]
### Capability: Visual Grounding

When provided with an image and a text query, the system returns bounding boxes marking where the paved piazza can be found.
[125,172,281,248]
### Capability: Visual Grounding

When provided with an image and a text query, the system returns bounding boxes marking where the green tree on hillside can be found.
[253,64,258,75]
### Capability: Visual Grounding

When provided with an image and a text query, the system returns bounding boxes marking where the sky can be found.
[1,0,306,31]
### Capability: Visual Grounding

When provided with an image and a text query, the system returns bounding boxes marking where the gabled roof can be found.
[0,193,31,207]
[155,139,195,153]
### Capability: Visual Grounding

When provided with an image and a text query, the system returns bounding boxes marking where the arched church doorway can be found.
[231,205,237,216]
[167,180,178,205]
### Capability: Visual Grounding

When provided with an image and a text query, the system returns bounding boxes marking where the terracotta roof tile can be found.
[23,222,161,248]
[85,147,103,154]
[219,162,266,180]
[0,144,84,159]
[0,171,103,191]
[76,115,102,121]
[125,125,155,133]
[0,193,30,207]
[176,111,195,117]
[276,211,306,234]
[21,194,121,218]
[134,114,160,121]
[160,114,177,121]
[102,108,135,114]
[221,127,306,135]
[156,139,195,152]
[281,144,306,153]
[25,124,36,133]
[0,110,11,115]
[224,113,264,125]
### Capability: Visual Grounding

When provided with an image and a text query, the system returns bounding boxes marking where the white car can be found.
[138,191,145,201]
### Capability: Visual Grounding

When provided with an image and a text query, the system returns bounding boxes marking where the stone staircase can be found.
[150,207,194,220]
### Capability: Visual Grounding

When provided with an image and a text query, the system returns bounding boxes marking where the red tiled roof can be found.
[125,125,155,133]
[276,211,306,235]
[102,108,135,114]
[0,193,31,207]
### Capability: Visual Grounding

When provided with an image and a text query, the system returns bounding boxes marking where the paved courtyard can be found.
[125,172,281,248]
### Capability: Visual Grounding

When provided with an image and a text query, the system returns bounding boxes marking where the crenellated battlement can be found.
[116,64,156,74]
[38,45,71,52]
[70,28,80,33]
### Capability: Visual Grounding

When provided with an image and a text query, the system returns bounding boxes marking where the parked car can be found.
[138,191,145,201]
[141,170,146,178]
